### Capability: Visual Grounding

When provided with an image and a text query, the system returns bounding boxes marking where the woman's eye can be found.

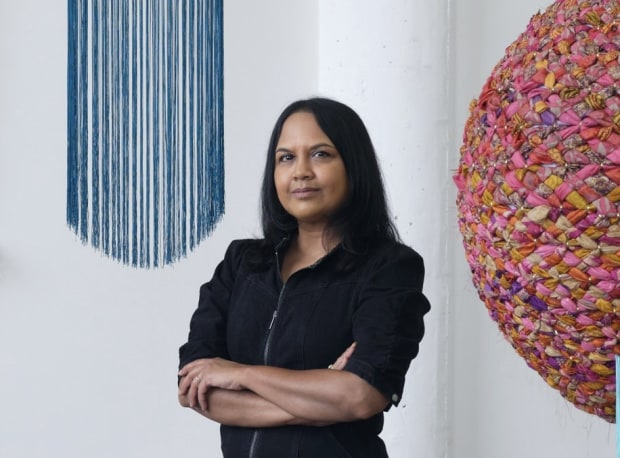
[312,150,329,158]
[278,154,294,162]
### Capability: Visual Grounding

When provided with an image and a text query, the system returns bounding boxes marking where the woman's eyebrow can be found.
[310,142,336,150]
[275,143,336,154]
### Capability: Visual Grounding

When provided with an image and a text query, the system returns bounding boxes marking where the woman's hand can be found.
[178,341,386,425]
[179,342,356,407]
[178,358,248,411]
[329,342,356,370]
[178,343,357,410]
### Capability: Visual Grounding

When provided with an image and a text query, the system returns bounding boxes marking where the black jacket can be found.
[179,238,430,457]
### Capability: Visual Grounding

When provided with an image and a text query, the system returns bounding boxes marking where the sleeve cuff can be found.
[343,358,404,409]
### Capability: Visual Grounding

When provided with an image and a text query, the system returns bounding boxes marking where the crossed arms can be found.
[177,343,389,427]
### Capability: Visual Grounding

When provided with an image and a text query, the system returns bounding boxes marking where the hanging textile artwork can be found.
[454,0,620,423]
[67,0,224,268]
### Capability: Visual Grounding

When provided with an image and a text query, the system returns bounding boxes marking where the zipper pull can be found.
[268,310,278,329]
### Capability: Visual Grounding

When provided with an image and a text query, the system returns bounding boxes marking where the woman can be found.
[178,97,431,457]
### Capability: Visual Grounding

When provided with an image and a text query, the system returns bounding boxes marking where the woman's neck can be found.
[279,227,341,282]
[295,226,340,257]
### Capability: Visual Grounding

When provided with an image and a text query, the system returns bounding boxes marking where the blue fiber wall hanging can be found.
[67,0,224,268]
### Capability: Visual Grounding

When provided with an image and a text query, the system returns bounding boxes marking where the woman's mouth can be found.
[292,187,319,198]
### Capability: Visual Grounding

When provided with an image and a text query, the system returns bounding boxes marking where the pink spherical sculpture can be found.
[454,0,620,422]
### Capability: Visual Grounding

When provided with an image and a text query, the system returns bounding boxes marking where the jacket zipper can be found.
[248,280,287,457]
[248,238,328,457]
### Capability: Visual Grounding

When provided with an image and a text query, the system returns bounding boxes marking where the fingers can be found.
[178,369,206,410]
[197,381,209,411]
[178,357,242,410]
[331,355,346,370]
[178,372,192,395]
[330,342,357,370]
[178,358,202,377]
[343,342,356,358]
[178,392,189,407]
[178,359,208,407]
[187,373,203,409]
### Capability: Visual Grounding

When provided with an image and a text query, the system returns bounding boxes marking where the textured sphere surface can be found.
[454,0,620,422]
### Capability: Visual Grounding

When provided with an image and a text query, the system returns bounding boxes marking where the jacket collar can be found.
[274,235,344,271]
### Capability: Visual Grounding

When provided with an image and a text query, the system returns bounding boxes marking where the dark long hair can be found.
[259,97,399,257]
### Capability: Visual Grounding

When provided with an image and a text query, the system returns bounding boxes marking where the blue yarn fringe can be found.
[67,0,224,268]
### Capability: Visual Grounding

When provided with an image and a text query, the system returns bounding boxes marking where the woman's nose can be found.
[293,157,313,180]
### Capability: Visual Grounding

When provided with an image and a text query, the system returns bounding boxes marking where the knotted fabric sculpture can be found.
[67,0,224,268]
[454,0,620,422]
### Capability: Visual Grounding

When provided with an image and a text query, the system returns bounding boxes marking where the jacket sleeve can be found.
[178,240,247,370]
[343,244,431,408]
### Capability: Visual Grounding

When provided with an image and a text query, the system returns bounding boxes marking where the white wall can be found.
[0,0,616,457]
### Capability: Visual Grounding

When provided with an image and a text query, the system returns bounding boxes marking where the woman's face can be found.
[274,111,348,230]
